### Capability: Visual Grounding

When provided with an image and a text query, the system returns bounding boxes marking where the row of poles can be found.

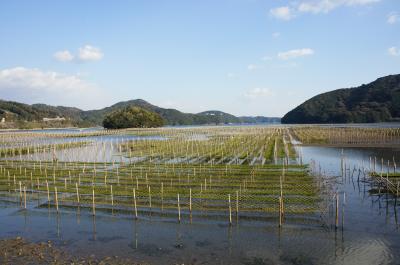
[15,179,288,227]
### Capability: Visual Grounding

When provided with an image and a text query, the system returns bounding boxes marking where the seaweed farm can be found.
[0,127,323,226]
[1,125,400,264]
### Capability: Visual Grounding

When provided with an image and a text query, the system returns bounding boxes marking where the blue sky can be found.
[0,0,399,116]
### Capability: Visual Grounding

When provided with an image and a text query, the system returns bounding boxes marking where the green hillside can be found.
[282,74,400,124]
[0,98,279,128]
[103,106,164,129]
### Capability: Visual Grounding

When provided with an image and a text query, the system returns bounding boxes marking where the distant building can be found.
[43,116,65,122]
[1,117,5,123]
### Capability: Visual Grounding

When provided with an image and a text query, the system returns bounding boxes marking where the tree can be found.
[103,106,164,129]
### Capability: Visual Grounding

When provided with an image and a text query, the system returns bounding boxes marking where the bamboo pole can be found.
[55,186,59,213]
[133,188,138,219]
[75,182,80,205]
[335,192,339,229]
[23,186,26,209]
[342,192,346,229]
[148,186,152,210]
[177,193,181,223]
[111,185,114,207]
[161,182,164,211]
[236,190,239,218]
[189,188,192,213]
[278,196,283,227]
[92,187,96,216]
[228,194,232,226]
[46,181,50,206]
[19,181,22,205]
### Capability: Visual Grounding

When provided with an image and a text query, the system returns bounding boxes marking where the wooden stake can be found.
[19,181,22,205]
[335,192,339,229]
[55,186,59,213]
[75,182,80,205]
[133,188,138,219]
[23,186,26,209]
[148,186,152,209]
[111,185,114,207]
[189,188,192,213]
[177,193,181,223]
[46,181,50,205]
[228,194,232,226]
[161,182,164,211]
[236,190,239,217]
[279,196,282,227]
[92,187,96,216]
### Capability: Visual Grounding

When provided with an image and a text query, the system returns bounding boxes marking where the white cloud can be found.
[270,0,380,20]
[0,67,109,109]
[78,45,103,61]
[54,45,104,63]
[53,50,74,62]
[227,72,236,78]
[278,48,314,60]
[244,88,274,99]
[269,6,294,21]
[388,47,400,57]
[298,0,380,14]
[387,12,399,24]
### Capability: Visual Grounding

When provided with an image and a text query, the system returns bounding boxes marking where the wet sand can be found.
[0,237,146,265]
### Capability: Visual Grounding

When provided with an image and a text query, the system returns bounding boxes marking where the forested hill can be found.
[282,74,400,124]
[0,98,279,128]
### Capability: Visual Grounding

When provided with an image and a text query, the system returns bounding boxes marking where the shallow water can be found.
[0,130,400,264]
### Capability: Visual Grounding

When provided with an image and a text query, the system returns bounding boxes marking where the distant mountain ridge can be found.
[282,74,400,124]
[0,98,280,128]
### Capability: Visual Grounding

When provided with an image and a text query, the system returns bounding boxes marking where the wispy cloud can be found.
[244,88,274,99]
[53,50,74,62]
[388,47,400,57]
[78,45,103,61]
[270,0,380,20]
[269,6,294,21]
[298,0,380,14]
[0,67,108,109]
[387,12,399,24]
[54,45,104,63]
[278,48,314,60]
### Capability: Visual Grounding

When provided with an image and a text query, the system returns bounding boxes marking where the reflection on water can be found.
[6,134,165,163]
[1,202,398,265]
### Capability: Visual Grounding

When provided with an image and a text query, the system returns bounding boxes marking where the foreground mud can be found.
[0,237,146,265]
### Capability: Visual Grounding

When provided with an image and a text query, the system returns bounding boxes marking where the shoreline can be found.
[0,237,145,265]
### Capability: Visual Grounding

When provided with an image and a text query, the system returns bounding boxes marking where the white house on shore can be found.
[43,116,65,122]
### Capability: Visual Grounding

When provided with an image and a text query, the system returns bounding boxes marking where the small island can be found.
[102,106,164,129]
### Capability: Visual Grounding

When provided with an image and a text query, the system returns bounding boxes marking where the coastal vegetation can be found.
[103,106,164,129]
[282,74,400,124]
[0,99,279,129]
[290,126,400,146]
